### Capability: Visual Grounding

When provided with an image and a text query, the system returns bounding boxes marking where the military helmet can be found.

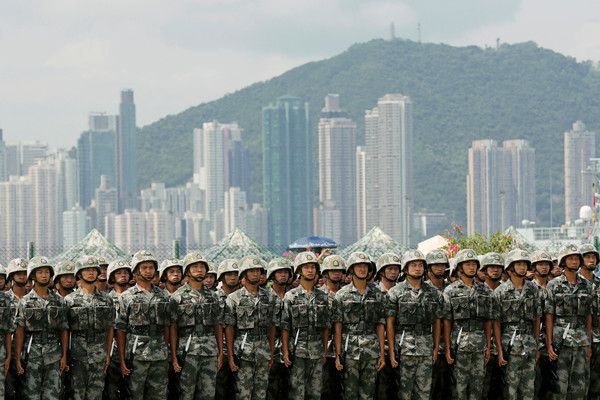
[550,252,558,263]
[0,264,6,278]
[425,249,449,268]
[504,249,531,270]
[238,255,266,277]
[7,258,28,280]
[530,250,553,267]
[321,255,346,274]
[579,244,600,265]
[107,259,132,284]
[159,258,183,281]
[27,256,54,280]
[131,250,158,271]
[401,250,427,271]
[217,259,239,281]
[480,252,504,270]
[266,258,292,280]
[182,251,209,274]
[294,251,319,274]
[376,253,402,275]
[206,262,217,277]
[54,260,77,279]
[454,249,480,270]
[557,244,584,269]
[96,256,109,267]
[345,252,372,273]
[76,255,101,276]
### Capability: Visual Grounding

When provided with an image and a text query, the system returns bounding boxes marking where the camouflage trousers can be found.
[342,358,378,400]
[289,357,323,400]
[503,353,536,400]
[215,360,236,400]
[375,354,397,400]
[321,357,342,400]
[430,353,447,400]
[588,342,600,399]
[22,359,61,400]
[266,361,286,400]
[103,356,121,400]
[453,351,485,400]
[129,359,168,400]
[236,359,270,400]
[179,354,218,400]
[552,346,589,400]
[71,360,105,400]
[398,355,432,400]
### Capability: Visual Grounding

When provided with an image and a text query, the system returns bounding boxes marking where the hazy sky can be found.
[2,0,600,148]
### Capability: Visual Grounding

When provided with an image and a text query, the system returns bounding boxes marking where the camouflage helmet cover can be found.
[425,249,449,268]
[76,255,101,276]
[454,249,480,270]
[321,255,346,273]
[206,262,217,277]
[579,244,600,264]
[182,251,209,273]
[0,264,6,277]
[131,250,158,271]
[54,260,77,278]
[401,250,427,270]
[557,244,584,268]
[345,252,372,273]
[107,259,132,283]
[376,253,402,275]
[27,256,54,280]
[504,249,531,270]
[480,252,504,270]
[266,258,292,279]
[159,258,183,281]
[294,251,319,273]
[530,250,553,266]
[7,258,28,279]
[238,255,266,276]
[96,256,109,266]
[217,259,239,281]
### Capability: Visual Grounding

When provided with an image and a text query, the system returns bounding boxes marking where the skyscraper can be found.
[564,121,595,225]
[466,139,536,235]
[0,176,31,259]
[317,95,357,245]
[226,127,249,193]
[63,205,87,250]
[356,146,367,237]
[0,130,7,182]
[365,94,413,244]
[95,175,118,234]
[263,95,312,248]
[21,140,48,175]
[29,159,63,253]
[116,89,138,212]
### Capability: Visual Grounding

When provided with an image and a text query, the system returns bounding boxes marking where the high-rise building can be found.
[315,201,341,242]
[365,94,413,244]
[21,140,48,175]
[0,129,7,182]
[116,89,138,212]
[356,146,367,237]
[95,175,118,234]
[5,142,20,177]
[224,187,247,234]
[467,139,536,235]
[226,128,249,193]
[564,121,596,225]
[28,159,63,253]
[63,205,87,250]
[317,95,357,245]
[0,176,32,259]
[263,95,312,248]
[247,203,268,245]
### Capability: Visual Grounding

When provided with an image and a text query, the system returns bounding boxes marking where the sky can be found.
[2,0,600,149]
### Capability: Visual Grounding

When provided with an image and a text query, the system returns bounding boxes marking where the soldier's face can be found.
[535,261,551,276]
[13,271,27,285]
[0,275,5,290]
[114,269,130,285]
[476,270,486,282]
[301,263,317,280]
[460,261,478,277]
[407,261,424,277]
[223,271,239,287]
[584,254,597,269]
[259,272,267,285]
[245,268,262,284]
[204,274,215,288]
[486,265,503,280]
[137,261,157,281]
[429,264,446,278]
[512,261,528,277]
[59,274,76,289]
[34,267,51,284]
[352,263,370,279]
[274,269,290,284]
[99,265,108,280]
[383,265,400,281]
[166,266,182,284]
[80,268,98,282]
[327,270,343,282]
[564,255,580,270]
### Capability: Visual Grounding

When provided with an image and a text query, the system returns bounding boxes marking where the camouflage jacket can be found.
[281,285,330,360]
[318,285,339,358]
[15,289,69,365]
[0,291,12,360]
[442,279,494,353]
[545,274,594,347]
[224,286,277,362]
[170,283,222,357]
[332,281,385,361]
[386,280,442,357]
[217,287,230,356]
[269,288,286,363]
[581,275,600,343]
[65,287,115,363]
[494,279,541,356]
[115,284,171,361]
[532,279,549,349]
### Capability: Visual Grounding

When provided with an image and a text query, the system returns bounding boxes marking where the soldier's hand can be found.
[172,359,182,373]
[335,355,344,371]
[535,350,540,363]
[16,359,24,375]
[268,357,274,370]
[121,361,131,376]
[485,348,491,365]
[228,357,239,372]
[390,354,399,368]
[283,353,292,367]
[432,348,438,364]
[4,357,9,377]
[588,345,592,360]
[217,352,223,371]
[105,355,110,373]
[498,352,507,367]
[322,356,327,366]
[60,355,69,374]
[547,345,558,361]
[376,355,385,372]
[446,352,454,365]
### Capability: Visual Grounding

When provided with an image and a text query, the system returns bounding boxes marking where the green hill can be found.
[137,38,600,228]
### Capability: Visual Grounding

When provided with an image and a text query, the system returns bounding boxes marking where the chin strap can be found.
[34,280,50,287]
[81,277,97,285]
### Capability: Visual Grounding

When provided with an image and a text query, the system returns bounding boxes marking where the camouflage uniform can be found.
[332,252,385,400]
[0,286,13,399]
[442,249,494,400]
[65,256,115,400]
[544,245,594,400]
[580,243,600,400]
[115,250,171,400]
[494,250,541,400]
[224,255,277,400]
[15,257,69,400]
[386,250,442,400]
[170,281,222,400]
[5,258,28,400]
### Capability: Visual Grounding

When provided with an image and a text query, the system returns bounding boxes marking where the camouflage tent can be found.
[338,226,410,261]
[503,226,538,252]
[51,229,129,264]
[205,227,281,265]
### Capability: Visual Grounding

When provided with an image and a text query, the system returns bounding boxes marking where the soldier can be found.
[493,250,541,399]
[115,250,171,400]
[319,255,345,400]
[265,258,293,400]
[442,249,494,400]
[54,260,77,298]
[215,259,239,400]
[0,265,12,398]
[545,244,593,399]
[224,255,277,400]
[579,243,600,399]
[159,258,184,296]
[332,251,386,400]
[14,256,69,400]
[65,255,115,400]
[386,249,441,400]
[169,251,223,400]
[374,253,401,400]
[548,252,562,281]
[0,264,7,292]
[281,251,330,400]
[104,259,133,400]
[205,262,218,291]
[95,257,110,293]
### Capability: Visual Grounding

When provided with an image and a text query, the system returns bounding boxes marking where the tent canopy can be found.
[338,226,409,261]
[205,227,281,265]
[288,236,338,251]
[51,229,129,264]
